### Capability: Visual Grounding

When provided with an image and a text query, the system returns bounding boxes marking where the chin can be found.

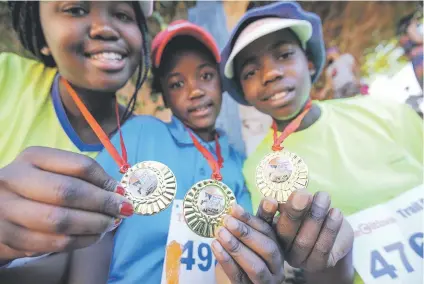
[271,106,299,120]
[87,78,129,93]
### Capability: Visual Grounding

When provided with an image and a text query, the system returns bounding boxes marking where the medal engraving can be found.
[121,161,177,215]
[256,150,308,203]
[183,179,235,238]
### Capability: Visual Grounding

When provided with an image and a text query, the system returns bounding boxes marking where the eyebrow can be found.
[166,72,181,80]
[197,62,216,70]
[238,40,293,73]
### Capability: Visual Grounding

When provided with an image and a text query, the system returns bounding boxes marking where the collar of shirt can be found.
[167,115,230,160]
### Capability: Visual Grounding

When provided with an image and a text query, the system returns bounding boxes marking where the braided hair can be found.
[8,1,150,122]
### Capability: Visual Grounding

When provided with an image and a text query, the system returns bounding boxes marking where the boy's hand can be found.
[274,190,354,272]
[212,200,285,284]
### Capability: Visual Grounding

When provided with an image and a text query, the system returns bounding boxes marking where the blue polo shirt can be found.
[96,115,252,283]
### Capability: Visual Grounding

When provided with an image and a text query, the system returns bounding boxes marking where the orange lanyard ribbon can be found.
[271,100,312,151]
[188,131,223,181]
[62,78,130,173]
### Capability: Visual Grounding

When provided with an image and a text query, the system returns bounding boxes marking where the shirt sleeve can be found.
[232,152,253,215]
[392,103,423,164]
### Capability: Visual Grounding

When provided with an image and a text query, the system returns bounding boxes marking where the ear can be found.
[40,46,51,56]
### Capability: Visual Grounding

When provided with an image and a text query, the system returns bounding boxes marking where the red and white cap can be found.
[151,20,221,69]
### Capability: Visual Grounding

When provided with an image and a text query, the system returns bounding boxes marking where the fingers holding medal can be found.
[121,161,177,216]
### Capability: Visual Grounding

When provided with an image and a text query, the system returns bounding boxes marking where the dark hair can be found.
[397,13,414,36]
[8,1,150,122]
[151,35,217,95]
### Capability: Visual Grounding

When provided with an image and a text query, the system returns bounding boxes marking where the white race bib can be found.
[161,200,216,284]
[347,185,423,284]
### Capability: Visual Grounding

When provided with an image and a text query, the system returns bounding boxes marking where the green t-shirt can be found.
[243,96,423,283]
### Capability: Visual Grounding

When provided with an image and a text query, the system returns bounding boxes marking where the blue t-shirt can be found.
[96,115,252,283]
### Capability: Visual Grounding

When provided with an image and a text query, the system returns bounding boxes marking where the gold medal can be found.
[183,179,235,238]
[256,149,308,203]
[121,161,177,215]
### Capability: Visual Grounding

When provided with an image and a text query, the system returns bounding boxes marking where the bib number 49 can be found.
[180,241,217,272]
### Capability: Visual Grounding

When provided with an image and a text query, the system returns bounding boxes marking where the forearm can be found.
[303,249,354,284]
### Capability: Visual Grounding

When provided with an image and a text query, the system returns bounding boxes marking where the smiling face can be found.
[159,39,222,134]
[39,1,143,92]
[234,28,312,120]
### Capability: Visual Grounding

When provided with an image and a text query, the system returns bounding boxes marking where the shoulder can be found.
[0,52,54,77]
[122,115,168,132]
[119,115,170,145]
[318,97,420,136]
[0,52,57,100]
[319,96,411,120]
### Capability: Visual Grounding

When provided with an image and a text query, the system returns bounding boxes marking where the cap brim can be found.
[224,19,312,79]
[153,26,221,68]
[139,0,153,17]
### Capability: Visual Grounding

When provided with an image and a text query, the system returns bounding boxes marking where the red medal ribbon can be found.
[188,131,223,181]
[271,100,313,151]
[62,78,130,173]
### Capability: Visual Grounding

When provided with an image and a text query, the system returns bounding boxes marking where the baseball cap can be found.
[139,1,153,18]
[220,2,326,106]
[151,20,221,69]
[224,17,312,79]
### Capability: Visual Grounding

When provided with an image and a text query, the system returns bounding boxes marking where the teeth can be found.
[90,52,123,61]
[194,106,209,112]
[270,92,287,101]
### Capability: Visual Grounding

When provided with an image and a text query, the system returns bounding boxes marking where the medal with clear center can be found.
[121,161,177,215]
[256,150,308,203]
[256,100,312,203]
[184,179,235,238]
[183,131,235,238]
[63,78,176,218]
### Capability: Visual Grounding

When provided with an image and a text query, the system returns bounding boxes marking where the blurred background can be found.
[1,1,422,154]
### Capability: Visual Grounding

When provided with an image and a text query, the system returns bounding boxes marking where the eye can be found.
[63,6,87,17]
[278,51,295,60]
[115,12,134,22]
[243,69,257,80]
[169,81,184,89]
[201,72,214,81]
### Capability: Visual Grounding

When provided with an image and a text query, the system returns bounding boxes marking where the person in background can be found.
[397,9,423,89]
[318,47,362,99]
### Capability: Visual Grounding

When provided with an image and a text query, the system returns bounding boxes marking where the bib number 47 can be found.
[370,232,423,279]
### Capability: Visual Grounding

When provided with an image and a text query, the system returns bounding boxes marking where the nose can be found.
[262,57,283,86]
[187,79,205,100]
[89,14,119,41]
[189,88,205,100]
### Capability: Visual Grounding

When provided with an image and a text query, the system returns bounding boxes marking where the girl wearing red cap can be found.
[96,20,287,284]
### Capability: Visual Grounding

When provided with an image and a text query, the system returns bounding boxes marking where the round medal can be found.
[120,161,177,215]
[183,179,235,238]
[256,150,308,203]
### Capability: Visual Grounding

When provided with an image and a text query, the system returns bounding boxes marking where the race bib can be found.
[347,185,423,284]
[161,200,216,284]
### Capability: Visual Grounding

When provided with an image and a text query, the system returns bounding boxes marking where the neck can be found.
[58,80,122,143]
[275,103,321,133]
[193,127,217,142]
